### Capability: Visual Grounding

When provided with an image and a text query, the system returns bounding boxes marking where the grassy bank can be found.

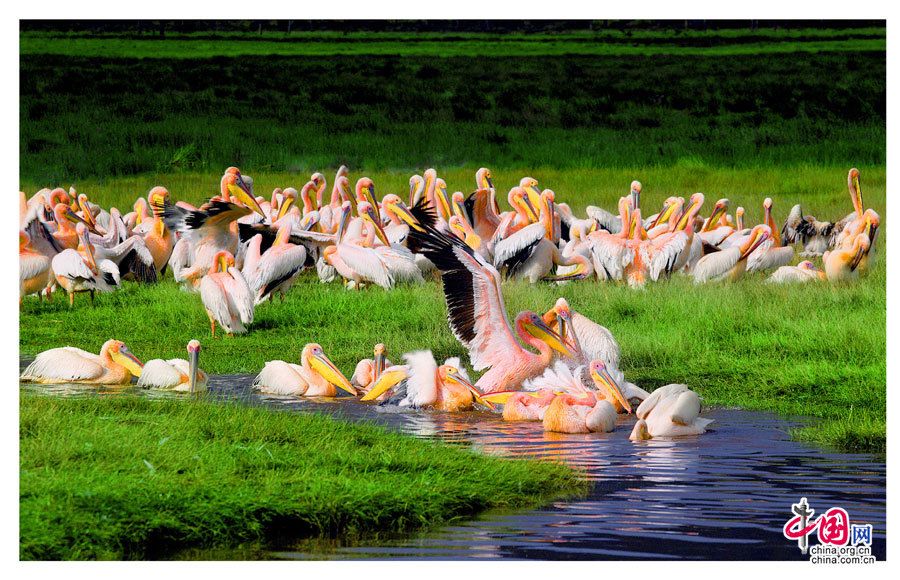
[18,167,886,454]
[20,395,585,560]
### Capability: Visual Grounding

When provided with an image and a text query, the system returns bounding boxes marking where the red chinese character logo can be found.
[817,507,850,546]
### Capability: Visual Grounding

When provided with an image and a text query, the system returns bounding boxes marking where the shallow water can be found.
[20,371,887,561]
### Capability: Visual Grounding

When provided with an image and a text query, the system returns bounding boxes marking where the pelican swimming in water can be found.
[629,383,713,440]
[542,362,633,434]
[20,339,144,385]
[360,351,491,412]
[407,204,573,393]
[137,340,208,393]
[253,343,357,397]
[350,343,392,392]
[199,251,254,337]
[52,223,121,307]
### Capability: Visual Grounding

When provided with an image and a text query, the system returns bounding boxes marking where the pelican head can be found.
[358,201,391,246]
[629,419,652,441]
[589,360,631,414]
[676,193,704,231]
[438,363,495,411]
[702,198,729,232]
[148,186,170,208]
[75,223,98,273]
[373,343,387,380]
[276,188,296,221]
[356,178,378,212]
[850,234,871,271]
[862,209,880,242]
[302,343,357,396]
[735,206,745,230]
[222,167,265,217]
[212,250,235,273]
[104,339,144,377]
[383,194,424,232]
[476,167,494,191]
[186,339,203,394]
[798,260,818,271]
[335,200,353,240]
[739,225,771,260]
[519,311,573,358]
[409,174,425,205]
[848,167,863,216]
[630,180,642,210]
[519,177,542,212]
[448,216,481,249]
[510,187,539,222]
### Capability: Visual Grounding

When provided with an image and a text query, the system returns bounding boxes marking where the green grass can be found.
[18,164,887,455]
[20,48,885,181]
[20,395,585,560]
[19,30,886,59]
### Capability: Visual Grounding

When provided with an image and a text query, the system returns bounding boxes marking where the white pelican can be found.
[406,204,573,393]
[20,231,53,302]
[782,168,865,257]
[253,343,357,397]
[52,223,120,307]
[542,298,620,369]
[350,343,392,392]
[744,198,794,273]
[20,339,144,385]
[242,224,307,304]
[360,351,490,412]
[692,225,771,283]
[629,384,713,440]
[767,261,826,284]
[137,340,208,393]
[199,251,254,337]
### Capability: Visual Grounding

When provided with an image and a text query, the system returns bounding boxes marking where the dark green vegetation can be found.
[18,164,887,455]
[21,28,885,182]
[20,395,585,559]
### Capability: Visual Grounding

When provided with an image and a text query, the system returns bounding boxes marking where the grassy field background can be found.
[19,26,886,455]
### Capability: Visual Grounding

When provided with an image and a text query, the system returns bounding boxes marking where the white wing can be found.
[51,249,94,281]
[337,243,393,289]
[692,247,740,283]
[21,347,105,381]
[585,206,622,233]
[241,234,263,278]
[224,267,255,325]
[250,245,307,295]
[136,359,186,388]
[524,360,584,392]
[747,244,794,273]
[403,350,439,408]
[375,245,423,284]
[200,275,236,330]
[585,233,632,281]
[767,265,818,284]
[492,222,546,268]
[20,252,51,282]
[646,232,688,281]
[571,311,620,368]
[252,360,307,395]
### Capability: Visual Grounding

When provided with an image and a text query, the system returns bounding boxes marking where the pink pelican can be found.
[241,224,308,304]
[137,340,208,393]
[253,343,357,397]
[20,339,143,385]
[198,251,254,336]
[629,384,713,440]
[52,223,120,307]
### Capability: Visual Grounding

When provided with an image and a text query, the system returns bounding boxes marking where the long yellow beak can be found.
[228,181,266,217]
[525,318,573,358]
[445,370,495,411]
[590,366,631,413]
[389,201,425,232]
[360,368,407,401]
[276,195,295,221]
[112,349,144,378]
[310,353,357,395]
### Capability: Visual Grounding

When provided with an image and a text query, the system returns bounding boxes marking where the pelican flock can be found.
[20,165,881,442]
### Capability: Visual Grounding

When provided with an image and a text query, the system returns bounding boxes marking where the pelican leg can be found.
[205,310,216,338]
[90,290,95,305]
[68,292,74,308]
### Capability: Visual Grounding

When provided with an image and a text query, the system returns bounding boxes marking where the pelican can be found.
[782,168,864,257]
[20,339,143,385]
[744,198,794,273]
[242,224,307,304]
[767,261,826,284]
[823,233,870,282]
[199,251,254,336]
[19,231,53,302]
[350,343,392,392]
[542,362,633,434]
[360,351,490,412]
[696,199,733,247]
[137,340,208,393]
[253,343,357,397]
[141,187,175,272]
[542,298,620,370]
[629,384,713,440]
[52,223,120,307]
[692,225,771,283]
[406,204,573,393]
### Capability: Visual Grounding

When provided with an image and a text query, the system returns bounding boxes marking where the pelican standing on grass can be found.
[253,343,357,397]
[20,339,143,385]
[199,251,254,337]
[19,231,53,302]
[137,340,208,392]
[52,223,121,307]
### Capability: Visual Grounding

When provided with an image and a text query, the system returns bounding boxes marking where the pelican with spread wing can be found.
[406,203,573,393]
